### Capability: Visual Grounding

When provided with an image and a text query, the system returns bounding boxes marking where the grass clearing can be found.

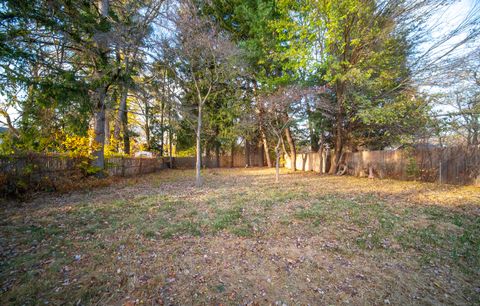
[1,168,479,305]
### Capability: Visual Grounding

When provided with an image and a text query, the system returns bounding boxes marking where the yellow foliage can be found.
[104,136,127,158]
[57,131,131,159]
[176,146,196,157]
[58,130,99,158]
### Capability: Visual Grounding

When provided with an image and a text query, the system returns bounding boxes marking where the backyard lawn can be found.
[1,168,479,305]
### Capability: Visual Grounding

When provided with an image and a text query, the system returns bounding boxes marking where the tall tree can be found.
[273,0,433,172]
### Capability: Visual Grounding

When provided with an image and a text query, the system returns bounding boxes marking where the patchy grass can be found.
[1,168,479,305]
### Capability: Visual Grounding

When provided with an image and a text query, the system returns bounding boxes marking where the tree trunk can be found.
[471,117,479,146]
[91,0,109,170]
[215,142,220,168]
[92,87,107,170]
[275,139,281,183]
[329,81,345,174]
[114,82,130,155]
[168,104,173,167]
[145,101,150,150]
[114,52,130,152]
[318,134,324,173]
[230,142,234,168]
[159,100,165,155]
[253,80,271,167]
[261,130,272,167]
[259,142,264,167]
[329,130,344,174]
[285,127,296,171]
[195,103,202,187]
[104,110,110,146]
[318,145,324,173]
[306,101,319,151]
[114,85,127,140]
[245,139,250,167]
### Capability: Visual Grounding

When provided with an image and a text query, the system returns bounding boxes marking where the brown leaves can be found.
[1,168,479,305]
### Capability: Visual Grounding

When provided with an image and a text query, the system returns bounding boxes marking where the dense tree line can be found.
[1,0,478,184]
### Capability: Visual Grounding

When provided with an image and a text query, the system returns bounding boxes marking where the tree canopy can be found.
[1,0,478,181]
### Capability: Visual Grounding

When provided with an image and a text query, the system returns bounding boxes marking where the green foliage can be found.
[0,0,451,173]
[270,0,429,150]
[405,147,420,179]
[77,160,103,177]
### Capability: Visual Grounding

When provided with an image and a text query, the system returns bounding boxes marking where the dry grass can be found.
[1,168,479,305]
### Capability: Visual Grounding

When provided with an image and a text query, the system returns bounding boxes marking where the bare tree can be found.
[429,49,480,146]
[258,86,304,182]
[172,0,238,186]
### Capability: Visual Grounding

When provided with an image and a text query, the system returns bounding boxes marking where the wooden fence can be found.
[285,147,480,186]
[0,150,266,195]
[173,152,264,169]
[0,154,166,178]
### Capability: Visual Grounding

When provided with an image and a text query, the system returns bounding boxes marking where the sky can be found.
[418,0,479,113]
[426,0,478,63]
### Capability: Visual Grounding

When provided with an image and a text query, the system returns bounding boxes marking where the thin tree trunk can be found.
[114,86,126,138]
[195,103,202,187]
[285,127,296,171]
[261,130,272,167]
[472,118,479,146]
[245,139,250,167]
[306,101,319,151]
[230,142,235,168]
[318,145,324,173]
[275,139,281,183]
[115,80,130,155]
[215,142,220,168]
[114,53,130,152]
[123,108,130,155]
[253,80,271,167]
[318,135,324,174]
[145,102,150,150]
[168,104,173,167]
[159,100,165,155]
[281,135,288,161]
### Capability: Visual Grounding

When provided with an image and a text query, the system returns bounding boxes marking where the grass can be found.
[1,168,479,305]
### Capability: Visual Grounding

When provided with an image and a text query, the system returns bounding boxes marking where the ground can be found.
[1,168,479,305]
